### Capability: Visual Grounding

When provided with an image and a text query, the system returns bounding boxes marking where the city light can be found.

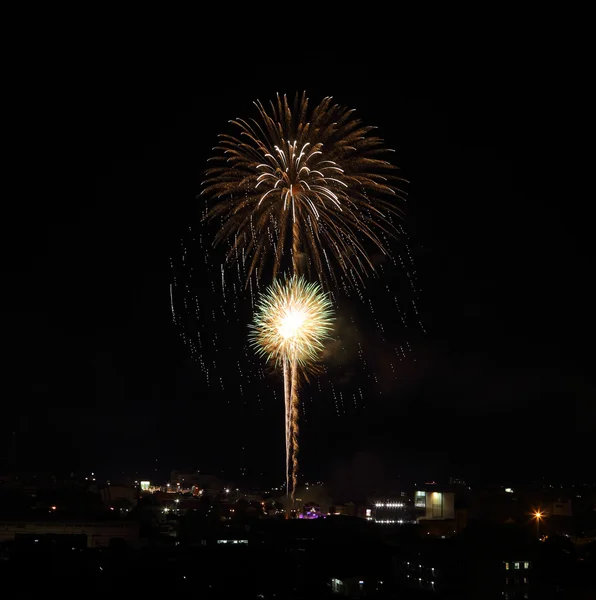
[531,508,546,539]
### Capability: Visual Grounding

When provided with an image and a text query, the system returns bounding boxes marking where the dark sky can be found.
[3,45,593,489]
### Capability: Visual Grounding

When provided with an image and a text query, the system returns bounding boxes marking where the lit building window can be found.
[505,562,510,570]
[524,562,530,569]
[514,562,520,570]
[431,492,443,518]
[415,491,426,508]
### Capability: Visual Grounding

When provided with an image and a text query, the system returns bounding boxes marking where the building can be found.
[413,486,467,538]
[549,497,572,517]
[170,469,201,487]
[365,500,414,525]
[99,484,137,511]
[415,488,455,521]
[330,502,357,517]
[0,519,139,548]
[394,522,542,598]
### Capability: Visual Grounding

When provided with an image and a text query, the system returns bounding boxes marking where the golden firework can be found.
[201,91,406,289]
[249,275,334,369]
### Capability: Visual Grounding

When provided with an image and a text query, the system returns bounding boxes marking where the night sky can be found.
[3,45,593,490]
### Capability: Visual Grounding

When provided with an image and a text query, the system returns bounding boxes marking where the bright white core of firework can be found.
[278,310,306,340]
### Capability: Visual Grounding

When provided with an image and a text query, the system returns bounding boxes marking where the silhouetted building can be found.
[549,497,572,517]
[394,522,542,598]
[99,485,137,512]
[170,469,201,487]
[0,518,139,548]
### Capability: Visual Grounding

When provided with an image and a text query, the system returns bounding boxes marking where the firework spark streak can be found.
[249,275,334,501]
[201,91,407,292]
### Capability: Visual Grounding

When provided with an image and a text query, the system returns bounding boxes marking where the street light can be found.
[532,510,544,539]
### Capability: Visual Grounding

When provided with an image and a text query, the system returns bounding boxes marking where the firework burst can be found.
[201,91,407,291]
[249,275,334,502]
[249,275,334,370]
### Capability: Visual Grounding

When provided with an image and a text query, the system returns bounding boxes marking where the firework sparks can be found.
[170,92,421,503]
[249,275,334,370]
[249,275,334,502]
[201,91,407,291]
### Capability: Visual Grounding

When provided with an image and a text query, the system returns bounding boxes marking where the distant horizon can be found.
[2,452,593,492]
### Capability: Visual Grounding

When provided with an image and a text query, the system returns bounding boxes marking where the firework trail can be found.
[249,276,334,501]
[283,359,290,500]
[290,362,300,497]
